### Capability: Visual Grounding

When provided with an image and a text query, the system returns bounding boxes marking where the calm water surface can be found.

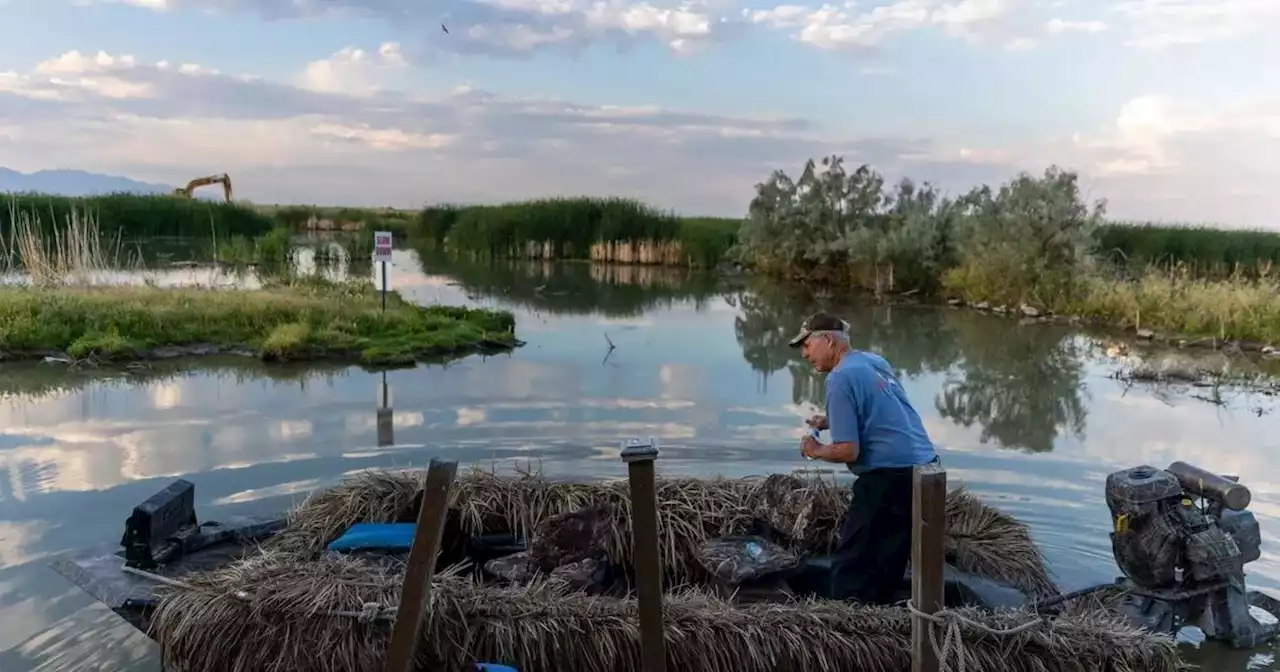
[3,247,1280,670]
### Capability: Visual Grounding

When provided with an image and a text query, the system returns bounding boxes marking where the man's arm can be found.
[806,440,859,464]
[807,370,861,464]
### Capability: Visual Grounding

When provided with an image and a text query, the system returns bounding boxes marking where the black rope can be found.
[1031,578,1125,614]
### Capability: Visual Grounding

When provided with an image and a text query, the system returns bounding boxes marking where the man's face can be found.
[800,334,839,372]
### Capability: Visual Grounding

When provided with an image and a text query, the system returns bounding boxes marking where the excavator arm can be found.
[173,173,233,202]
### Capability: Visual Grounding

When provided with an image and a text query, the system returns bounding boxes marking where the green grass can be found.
[1097,221,1280,277]
[945,255,1280,344]
[1063,267,1280,344]
[416,197,738,267]
[0,279,519,366]
[264,204,417,237]
[424,196,679,254]
[0,192,275,239]
[212,226,294,266]
[677,216,741,268]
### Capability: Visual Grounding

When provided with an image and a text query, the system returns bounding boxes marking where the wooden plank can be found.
[383,458,459,672]
[622,438,666,672]
[911,462,946,672]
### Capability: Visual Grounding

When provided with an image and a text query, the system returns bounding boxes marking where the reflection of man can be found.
[789,312,939,604]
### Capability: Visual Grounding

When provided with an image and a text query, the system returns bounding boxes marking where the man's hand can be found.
[800,434,824,460]
[805,414,829,431]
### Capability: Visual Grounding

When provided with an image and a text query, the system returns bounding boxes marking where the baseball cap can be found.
[787,312,849,347]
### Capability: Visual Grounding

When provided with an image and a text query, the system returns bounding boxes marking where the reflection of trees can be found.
[937,323,1089,453]
[731,280,1089,452]
[415,247,723,317]
[731,280,966,400]
[0,358,357,402]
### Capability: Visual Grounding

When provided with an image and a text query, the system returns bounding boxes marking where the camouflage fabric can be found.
[1107,464,1250,591]
[1220,510,1263,564]
[1111,504,1184,589]
[1105,466,1184,513]
[1186,526,1243,583]
[528,504,616,570]
[752,473,824,547]
[548,557,606,592]
[695,536,800,586]
[1108,466,1193,590]
[484,551,540,583]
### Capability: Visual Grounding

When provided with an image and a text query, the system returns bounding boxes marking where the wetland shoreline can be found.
[10,154,1280,352]
[0,282,521,367]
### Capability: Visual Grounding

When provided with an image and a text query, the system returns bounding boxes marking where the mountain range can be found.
[0,167,174,197]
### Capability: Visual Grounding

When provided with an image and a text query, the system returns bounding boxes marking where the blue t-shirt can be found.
[826,350,937,473]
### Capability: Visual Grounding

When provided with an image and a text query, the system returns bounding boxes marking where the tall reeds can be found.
[417,197,738,268]
[0,192,275,239]
[1097,221,1280,279]
[1,202,140,285]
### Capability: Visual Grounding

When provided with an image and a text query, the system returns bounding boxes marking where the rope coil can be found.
[906,599,1047,672]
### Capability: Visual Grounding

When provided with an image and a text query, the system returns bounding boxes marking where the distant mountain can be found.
[0,168,173,197]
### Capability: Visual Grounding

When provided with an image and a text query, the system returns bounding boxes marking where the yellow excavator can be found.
[173,173,233,202]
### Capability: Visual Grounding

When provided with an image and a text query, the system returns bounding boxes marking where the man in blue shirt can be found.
[789,311,939,604]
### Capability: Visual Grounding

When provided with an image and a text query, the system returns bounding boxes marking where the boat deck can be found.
[49,516,283,629]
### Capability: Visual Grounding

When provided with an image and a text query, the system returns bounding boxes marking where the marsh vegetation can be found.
[0,203,517,366]
[734,156,1280,343]
[7,155,1280,347]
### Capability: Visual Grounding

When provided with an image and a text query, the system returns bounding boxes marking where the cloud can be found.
[743,0,1086,51]
[93,0,1276,56]
[1046,95,1280,225]
[0,48,985,211]
[98,0,742,56]
[93,0,1113,56]
[1045,17,1107,34]
[299,43,408,94]
[1109,0,1280,49]
[3,46,1277,224]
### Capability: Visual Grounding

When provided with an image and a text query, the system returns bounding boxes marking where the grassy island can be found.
[0,280,519,366]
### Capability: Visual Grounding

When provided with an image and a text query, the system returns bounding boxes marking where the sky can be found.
[0,0,1277,226]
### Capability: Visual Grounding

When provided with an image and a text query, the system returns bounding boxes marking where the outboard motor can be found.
[1105,461,1279,648]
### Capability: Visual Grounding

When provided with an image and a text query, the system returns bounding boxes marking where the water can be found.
[4,245,1280,669]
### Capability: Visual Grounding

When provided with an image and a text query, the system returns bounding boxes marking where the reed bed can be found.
[0,203,142,285]
[265,468,1058,597]
[148,552,1179,672]
[0,191,273,239]
[588,240,685,265]
[268,205,417,243]
[1098,221,1280,277]
[1065,267,1280,343]
[418,198,738,268]
[585,262,698,290]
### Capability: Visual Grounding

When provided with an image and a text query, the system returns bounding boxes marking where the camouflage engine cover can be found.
[1105,465,1255,591]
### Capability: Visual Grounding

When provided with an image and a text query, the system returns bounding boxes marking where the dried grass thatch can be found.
[264,468,1058,597]
[149,551,1179,672]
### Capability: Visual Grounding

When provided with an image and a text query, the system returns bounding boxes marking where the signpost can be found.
[373,230,393,312]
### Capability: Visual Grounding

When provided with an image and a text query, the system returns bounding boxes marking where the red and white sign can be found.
[373,231,393,264]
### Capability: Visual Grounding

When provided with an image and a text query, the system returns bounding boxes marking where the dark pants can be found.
[829,465,916,605]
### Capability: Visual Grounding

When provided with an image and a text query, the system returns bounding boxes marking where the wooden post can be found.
[911,461,946,672]
[376,372,395,447]
[621,437,666,672]
[383,459,458,672]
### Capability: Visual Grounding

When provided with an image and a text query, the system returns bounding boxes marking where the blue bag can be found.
[325,523,416,552]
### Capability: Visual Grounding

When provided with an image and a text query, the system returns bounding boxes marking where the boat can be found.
[48,460,1274,671]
